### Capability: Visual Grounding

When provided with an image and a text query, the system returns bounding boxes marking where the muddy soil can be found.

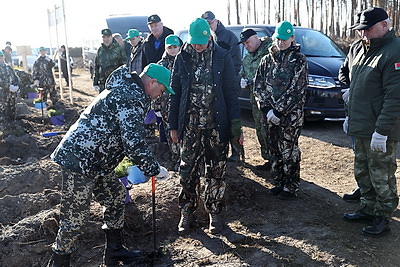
[0,67,399,267]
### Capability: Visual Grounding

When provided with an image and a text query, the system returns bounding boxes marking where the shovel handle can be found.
[43,131,67,137]
[151,176,157,250]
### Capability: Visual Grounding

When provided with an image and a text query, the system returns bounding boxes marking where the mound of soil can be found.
[0,68,399,266]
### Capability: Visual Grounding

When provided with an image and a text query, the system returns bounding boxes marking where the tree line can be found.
[226,0,399,41]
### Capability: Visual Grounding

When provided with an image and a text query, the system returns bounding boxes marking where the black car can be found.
[176,25,346,120]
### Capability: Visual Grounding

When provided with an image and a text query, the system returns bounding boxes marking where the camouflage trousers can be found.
[266,123,302,193]
[40,85,58,104]
[250,92,269,160]
[0,93,16,122]
[354,137,399,218]
[52,167,126,254]
[178,127,228,214]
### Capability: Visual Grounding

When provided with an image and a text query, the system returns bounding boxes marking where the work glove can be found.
[93,85,100,92]
[155,166,169,180]
[370,131,387,153]
[155,111,162,118]
[341,88,350,105]
[240,78,248,89]
[9,85,19,92]
[342,116,348,134]
[34,80,40,86]
[266,109,280,125]
[231,119,242,139]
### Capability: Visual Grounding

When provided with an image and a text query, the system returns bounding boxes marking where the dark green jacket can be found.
[93,42,126,86]
[348,30,400,140]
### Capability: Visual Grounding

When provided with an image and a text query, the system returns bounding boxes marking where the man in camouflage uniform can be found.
[15,69,33,99]
[32,47,57,104]
[238,29,273,170]
[343,7,400,236]
[49,63,173,266]
[93,29,127,93]
[0,51,19,122]
[254,21,308,200]
[169,18,242,234]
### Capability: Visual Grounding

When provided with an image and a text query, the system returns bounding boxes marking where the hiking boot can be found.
[343,211,374,223]
[343,188,361,201]
[103,228,145,266]
[48,251,70,267]
[268,186,283,196]
[178,210,193,234]
[255,162,272,171]
[209,213,223,234]
[277,190,296,200]
[362,216,390,235]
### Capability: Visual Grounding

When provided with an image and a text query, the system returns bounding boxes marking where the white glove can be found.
[93,85,100,92]
[34,80,40,86]
[341,88,350,104]
[240,78,248,89]
[343,116,348,134]
[266,109,280,125]
[155,111,162,117]
[370,131,387,153]
[155,166,169,180]
[9,85,19,92]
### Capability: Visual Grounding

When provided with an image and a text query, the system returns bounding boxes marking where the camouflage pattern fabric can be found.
[32,56,57,103]
[0,62,19,121]
[128,40,144,74]
[51,66,160,178]
[52,167,126,254]
[179,127,228,214]
[15,69,33,99]
[93,42,127,92]
[354,137,399,218]
[157,53,180,162]
[254,44,308,194]
[241,37,272,160]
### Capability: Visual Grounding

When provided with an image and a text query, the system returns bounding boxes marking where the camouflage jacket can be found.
[32,56,55,87]
[241,36,273,88]
[254,44,308,127]
[169,41,241,142]
[93,42,127,86]
[51,66,160,177]
[154,52,175,117]
[15,69,33,89]
[0,62,19,98]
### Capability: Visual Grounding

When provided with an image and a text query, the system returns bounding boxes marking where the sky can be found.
[1,0,227,52]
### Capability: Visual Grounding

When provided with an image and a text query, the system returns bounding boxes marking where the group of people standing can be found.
[45,7,399,267]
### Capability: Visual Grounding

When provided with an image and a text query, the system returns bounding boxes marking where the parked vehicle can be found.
[176,25,346,120]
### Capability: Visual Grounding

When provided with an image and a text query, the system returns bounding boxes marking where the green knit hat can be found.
[143,63,175,94]
[188,18,210,45]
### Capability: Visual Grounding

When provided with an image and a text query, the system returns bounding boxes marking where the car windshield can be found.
[294,29,345,57]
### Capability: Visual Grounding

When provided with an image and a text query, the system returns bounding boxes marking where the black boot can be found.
[343,188,361,201]
[103,228,145,266]
[48,251,70,267]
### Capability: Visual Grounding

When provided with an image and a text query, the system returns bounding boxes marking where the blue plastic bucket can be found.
[27,92,39,99]
[34,102,47,109]
[127,166,147,184]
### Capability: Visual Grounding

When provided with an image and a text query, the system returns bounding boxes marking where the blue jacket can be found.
[169,42,241,143]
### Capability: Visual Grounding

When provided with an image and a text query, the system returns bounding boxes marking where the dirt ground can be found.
[1,67,399,267]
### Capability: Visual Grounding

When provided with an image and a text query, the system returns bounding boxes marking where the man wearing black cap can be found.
[343,7,400,236]
[142,14,174,68]
[238,29,273,170]
[93,28,127,93]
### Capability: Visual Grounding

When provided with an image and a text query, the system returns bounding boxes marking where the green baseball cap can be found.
[273,21,294,40]
[0,51,4,56]
[143,63,175,94]
[125,29,140,40]
[188,18,210,45]
[39,46,46,51]
[165,34,181,47]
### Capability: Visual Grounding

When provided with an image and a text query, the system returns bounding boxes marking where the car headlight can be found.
[308,75,336,88]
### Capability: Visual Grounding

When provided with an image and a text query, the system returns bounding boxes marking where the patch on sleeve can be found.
[395,63,400,70]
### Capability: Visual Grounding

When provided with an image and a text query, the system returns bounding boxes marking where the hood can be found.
[306,56,344,78]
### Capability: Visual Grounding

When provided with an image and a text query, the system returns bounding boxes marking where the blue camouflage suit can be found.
[50,66,160,254]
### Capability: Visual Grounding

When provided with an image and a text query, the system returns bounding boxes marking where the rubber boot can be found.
[48,251,70,267]
[209,213,223,234]
[178,210,193,234]
[103,228,144,266]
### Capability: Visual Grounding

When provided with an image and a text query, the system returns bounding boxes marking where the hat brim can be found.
[353,23,372,30]
[272,32,292,40]
[164,85,175,94]
[188,36,209,45]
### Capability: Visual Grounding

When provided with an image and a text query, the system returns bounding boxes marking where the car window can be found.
[294,29,345,57]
